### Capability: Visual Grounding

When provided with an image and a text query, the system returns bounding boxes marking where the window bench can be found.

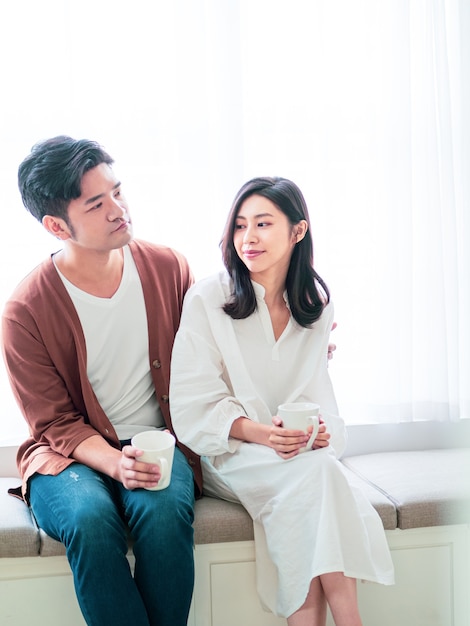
[1,422,469,626]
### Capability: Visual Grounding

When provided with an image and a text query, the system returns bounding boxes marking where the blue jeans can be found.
[29,447,195,626]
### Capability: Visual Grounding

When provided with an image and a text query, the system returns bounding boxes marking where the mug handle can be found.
[305,416,320,451]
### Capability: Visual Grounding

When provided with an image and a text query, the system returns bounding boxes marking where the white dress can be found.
[170,272,394,618]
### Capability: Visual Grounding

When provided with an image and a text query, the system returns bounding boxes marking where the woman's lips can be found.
[243,250,263,259]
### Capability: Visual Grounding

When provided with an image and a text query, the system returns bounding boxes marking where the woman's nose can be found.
[243,225,256,243]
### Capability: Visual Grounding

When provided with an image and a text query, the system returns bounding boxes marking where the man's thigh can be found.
[29,463,122,541]
[118,447,195,529]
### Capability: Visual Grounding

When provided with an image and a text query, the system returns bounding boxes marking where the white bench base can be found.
[1,524,469,626]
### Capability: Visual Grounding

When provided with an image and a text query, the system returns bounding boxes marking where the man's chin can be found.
[117,225,133,243]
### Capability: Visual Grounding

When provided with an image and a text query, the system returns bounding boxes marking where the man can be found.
[2,136,202,626]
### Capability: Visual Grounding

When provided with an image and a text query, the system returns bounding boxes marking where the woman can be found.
[170,177,394,626]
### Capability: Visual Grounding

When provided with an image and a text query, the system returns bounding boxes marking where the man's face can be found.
[61,162,133,252]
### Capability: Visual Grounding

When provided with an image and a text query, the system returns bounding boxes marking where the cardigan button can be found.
[152,359,162,369]
[188,458,196,466]
[161,395,169,403]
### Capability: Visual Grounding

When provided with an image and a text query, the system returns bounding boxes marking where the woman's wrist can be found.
[230,417,272,447]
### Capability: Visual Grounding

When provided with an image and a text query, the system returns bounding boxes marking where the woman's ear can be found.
[42,215,71,240]
[294,220,308,243]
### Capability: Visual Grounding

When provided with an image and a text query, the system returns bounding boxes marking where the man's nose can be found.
[109,198,127,220]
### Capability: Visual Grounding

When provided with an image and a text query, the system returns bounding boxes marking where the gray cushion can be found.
[37,496,256,554]
[4,449,467,559]
[39,529,66,557]
[342,449,470,529]
[39,496,256,552]
[193,462,400,542]
[340,464,397,530]
[194,496,254,544]
[0,478,39,557]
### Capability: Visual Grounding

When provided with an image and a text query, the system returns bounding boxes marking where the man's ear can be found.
[42,215,71,240]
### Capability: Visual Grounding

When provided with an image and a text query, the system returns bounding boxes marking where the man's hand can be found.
[72,434,162,490]
[328,321,337,361]
[119,445,162,490]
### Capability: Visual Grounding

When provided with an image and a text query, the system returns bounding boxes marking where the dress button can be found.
[161,395,169,403]
[152,359,162,369]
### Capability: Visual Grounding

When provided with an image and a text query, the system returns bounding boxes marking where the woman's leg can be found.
[287,576,327,626]
[120,447,195,626]
[29,464,150,626]
[319,572,363,626]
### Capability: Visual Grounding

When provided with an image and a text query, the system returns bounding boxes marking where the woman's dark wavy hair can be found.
[220,176,329,328]
[18,135,114,224]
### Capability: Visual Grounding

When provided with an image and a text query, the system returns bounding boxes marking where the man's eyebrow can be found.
[84,181,121,205]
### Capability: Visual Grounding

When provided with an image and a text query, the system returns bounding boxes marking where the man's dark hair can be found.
[18,135,114,223]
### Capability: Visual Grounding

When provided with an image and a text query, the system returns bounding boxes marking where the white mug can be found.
[277,402,320,452]
[131,430,175,490]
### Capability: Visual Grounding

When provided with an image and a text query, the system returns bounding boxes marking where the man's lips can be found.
[113,220,130,233]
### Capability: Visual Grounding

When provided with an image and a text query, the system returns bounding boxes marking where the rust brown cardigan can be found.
[2,239,202,500]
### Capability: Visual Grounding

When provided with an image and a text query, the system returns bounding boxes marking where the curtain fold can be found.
[0,0,468,440]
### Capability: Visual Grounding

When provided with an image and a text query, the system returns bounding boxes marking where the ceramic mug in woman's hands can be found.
[277,402,320,452]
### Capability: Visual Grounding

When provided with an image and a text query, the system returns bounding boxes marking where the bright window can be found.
[1,0,468,441]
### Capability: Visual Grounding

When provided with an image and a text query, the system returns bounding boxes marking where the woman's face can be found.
[233,194,306,282]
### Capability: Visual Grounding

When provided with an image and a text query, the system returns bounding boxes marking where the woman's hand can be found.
[311,417,330,449]
[270,416,330,459]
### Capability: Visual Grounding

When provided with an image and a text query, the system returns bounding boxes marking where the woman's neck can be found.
[251,272,287,306]
[251,272,290,341]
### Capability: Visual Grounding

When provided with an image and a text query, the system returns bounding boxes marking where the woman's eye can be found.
[235,224,245,230]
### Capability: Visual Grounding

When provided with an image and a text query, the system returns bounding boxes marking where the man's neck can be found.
[54,245,126,298]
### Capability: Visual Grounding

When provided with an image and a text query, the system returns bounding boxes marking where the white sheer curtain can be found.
[0,0,468,441]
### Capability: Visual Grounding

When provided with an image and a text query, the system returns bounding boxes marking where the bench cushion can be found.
[341,465,397,530]
[0,477,257,557]
[342,448,470,529]
[0,477,39,557]
[193,465,399,542]
[39,496,257,556]
[3,449,467,558]
[194,496,254,544]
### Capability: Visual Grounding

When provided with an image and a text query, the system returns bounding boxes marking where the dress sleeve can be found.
[170,287,245,457]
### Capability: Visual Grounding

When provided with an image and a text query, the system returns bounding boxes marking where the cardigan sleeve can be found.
[1,256,122,463]
[1,295,106,459]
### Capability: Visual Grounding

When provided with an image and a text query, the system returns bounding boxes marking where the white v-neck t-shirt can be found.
[55,245,164,439]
